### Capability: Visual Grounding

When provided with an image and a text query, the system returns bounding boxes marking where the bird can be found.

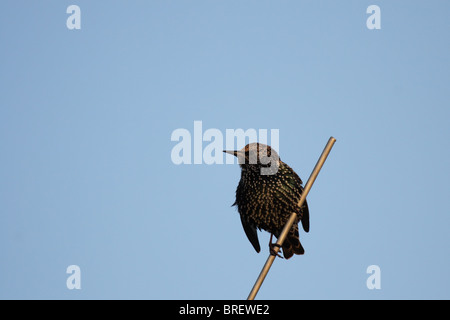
[223,143,309,259]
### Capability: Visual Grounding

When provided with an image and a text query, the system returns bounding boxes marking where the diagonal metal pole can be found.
[247,137,336,300]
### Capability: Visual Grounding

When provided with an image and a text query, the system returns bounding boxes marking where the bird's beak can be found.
[223,150,238,157]
[224,150,246,165]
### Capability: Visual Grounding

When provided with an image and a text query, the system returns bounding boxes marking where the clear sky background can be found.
[1,1,449,299]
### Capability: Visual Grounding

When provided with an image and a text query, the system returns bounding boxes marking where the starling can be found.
[224,143,309,259]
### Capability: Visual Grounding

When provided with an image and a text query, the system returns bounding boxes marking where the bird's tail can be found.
[281,225,304,259]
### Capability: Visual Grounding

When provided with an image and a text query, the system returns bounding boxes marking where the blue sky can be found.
[1,1,449,299]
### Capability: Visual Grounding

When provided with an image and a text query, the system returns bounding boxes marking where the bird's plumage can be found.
[225,143,309,259]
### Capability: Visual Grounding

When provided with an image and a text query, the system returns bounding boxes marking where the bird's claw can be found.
[269,243,283,259]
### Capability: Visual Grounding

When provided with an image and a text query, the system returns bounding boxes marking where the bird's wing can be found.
[300,195,310,233]
[240,215,261,253]
[274,167,310,233]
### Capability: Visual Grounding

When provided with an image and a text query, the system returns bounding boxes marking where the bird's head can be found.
[223,143,280,175]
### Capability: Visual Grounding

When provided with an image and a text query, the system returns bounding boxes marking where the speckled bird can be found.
[224,143,309,259]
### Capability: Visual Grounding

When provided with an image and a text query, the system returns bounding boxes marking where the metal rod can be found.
[247,136,336,300]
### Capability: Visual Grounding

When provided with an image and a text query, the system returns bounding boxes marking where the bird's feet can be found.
[268,234,284,258]
[269,242,283,258]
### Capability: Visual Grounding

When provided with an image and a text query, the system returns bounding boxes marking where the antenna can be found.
[247,136,337,300]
